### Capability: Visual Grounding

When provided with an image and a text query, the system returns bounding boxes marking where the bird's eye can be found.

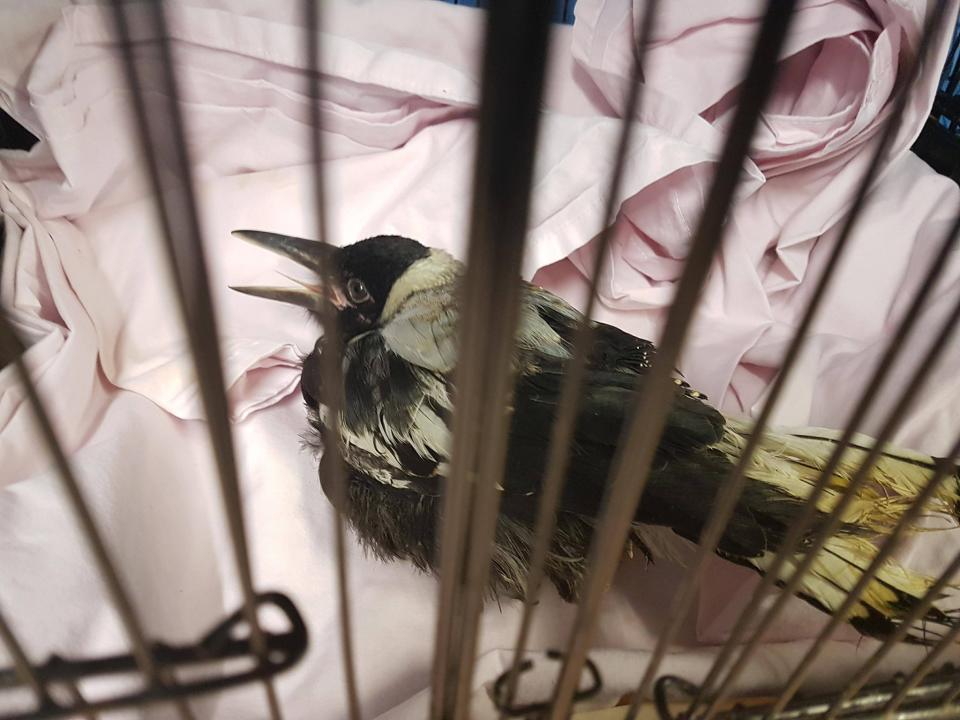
[346,277,370,304]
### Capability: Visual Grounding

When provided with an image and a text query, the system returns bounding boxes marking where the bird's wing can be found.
[522,285,704,395]
[500,286,727,519]
[520,284,720,419]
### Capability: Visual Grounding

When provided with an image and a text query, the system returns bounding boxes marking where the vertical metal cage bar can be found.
[497,1,660,714]
[63,682,98,720]
[428,165,488,720]
[689,3,954,713]
[106,1,280,716]
[428,3,554,717]
[302,1,362,718]
[0,305,189,719]
[0,605,51,710]
[702,267,960,720]
[547,3,798,717]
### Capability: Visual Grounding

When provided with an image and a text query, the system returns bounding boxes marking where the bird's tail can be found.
[744,534,958,642]
[721,419,960,531]
[715,420,960,643]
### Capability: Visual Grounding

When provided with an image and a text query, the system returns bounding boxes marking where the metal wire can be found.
[63,681,97,720]
[302,1,361,717]
[428,3,554,717]
[106,1,280,716]
[687,4,955,714]
[886,627,960,714]
[0,592,306,720]
[0,304,191,720]
[0,604,50,709]
[497,1,660,714]
[545,3,799,716]
[676,667,960,720]
[702,255,960,720]
[943,671,960,706]
[427,160,489,720]
[61,682,96,720]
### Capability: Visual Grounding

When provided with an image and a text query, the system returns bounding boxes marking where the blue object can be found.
[934,19,960,132]
[911,11,960,179]
[435,0,576,25]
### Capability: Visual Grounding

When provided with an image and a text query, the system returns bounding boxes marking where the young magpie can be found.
[231,229,960,643]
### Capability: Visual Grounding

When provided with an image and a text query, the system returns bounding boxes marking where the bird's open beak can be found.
[228,229,347,311]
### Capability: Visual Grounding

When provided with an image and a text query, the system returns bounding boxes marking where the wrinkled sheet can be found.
[1,0,960,717]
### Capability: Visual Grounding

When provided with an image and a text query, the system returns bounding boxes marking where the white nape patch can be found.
[381,250,461,322]
[382,263,579,373]
[381,290,459,372]
[380,251,462,373]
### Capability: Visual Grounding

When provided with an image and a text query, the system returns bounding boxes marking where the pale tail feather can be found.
[749,535,959,643]
[718,419,960,642]
[719,419,960,533]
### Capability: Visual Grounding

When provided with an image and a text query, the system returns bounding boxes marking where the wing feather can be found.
[499,286,727,520]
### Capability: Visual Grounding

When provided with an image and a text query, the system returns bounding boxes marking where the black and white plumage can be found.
[232,230,960,644]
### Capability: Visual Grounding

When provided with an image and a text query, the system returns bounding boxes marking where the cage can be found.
[3,1,960,720]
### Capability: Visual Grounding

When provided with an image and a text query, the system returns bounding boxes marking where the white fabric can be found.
[1,1,960,717]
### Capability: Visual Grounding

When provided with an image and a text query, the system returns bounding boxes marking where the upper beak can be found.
[228,229,342,312]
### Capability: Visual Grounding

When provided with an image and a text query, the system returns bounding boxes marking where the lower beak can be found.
[228,229,342,311]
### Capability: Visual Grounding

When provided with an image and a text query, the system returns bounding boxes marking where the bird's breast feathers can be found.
[316,282,579,491]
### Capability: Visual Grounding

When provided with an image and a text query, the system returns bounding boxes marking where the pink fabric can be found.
[1,0,959,717]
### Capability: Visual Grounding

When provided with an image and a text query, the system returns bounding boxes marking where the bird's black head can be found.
[229,230,431,340]
[334,235,432,337]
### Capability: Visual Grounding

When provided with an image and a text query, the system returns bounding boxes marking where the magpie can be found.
[231,229,960,643]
